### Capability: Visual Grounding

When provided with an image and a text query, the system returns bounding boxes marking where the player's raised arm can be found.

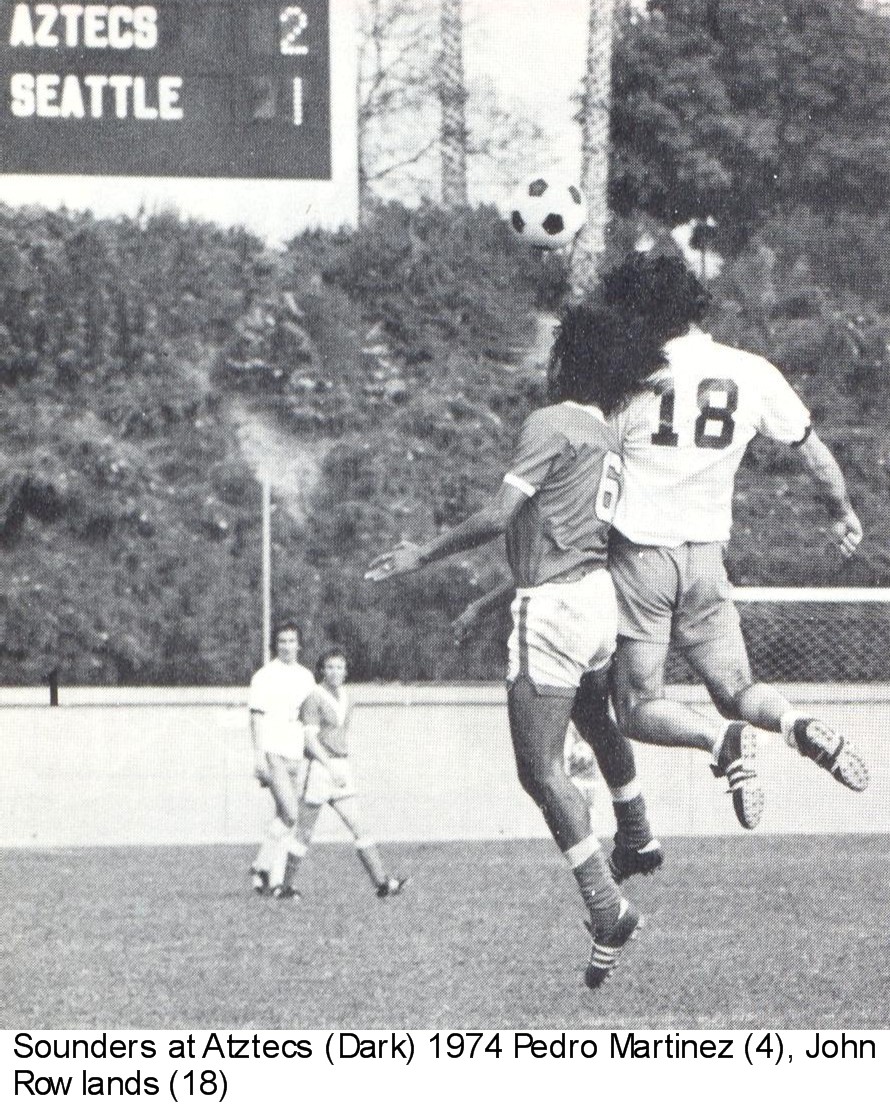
[795,431,863,558]
[752,357,862,560]
[366,480,529,581]
[368,405,573,582]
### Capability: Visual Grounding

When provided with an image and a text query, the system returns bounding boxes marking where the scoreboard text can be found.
[0,1,331,178]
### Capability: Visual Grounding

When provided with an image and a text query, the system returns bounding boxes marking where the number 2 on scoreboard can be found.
[280,6,309,55]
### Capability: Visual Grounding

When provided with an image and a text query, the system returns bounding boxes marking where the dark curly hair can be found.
[600,251,710,341]
[548,252,711,415]
[548,302,668,415]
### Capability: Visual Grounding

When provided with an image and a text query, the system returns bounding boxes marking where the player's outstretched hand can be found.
[833,510,863,559]
[366,541,425,581]
[452,600,483,644]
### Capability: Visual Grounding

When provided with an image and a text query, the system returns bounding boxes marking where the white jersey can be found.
[611,329,811,546]
[247,658,316,758]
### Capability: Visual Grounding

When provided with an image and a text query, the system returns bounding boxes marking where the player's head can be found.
[600,251,710,341]
[272,618,302,663]
[316,647,348,687]
[548,301,666,415]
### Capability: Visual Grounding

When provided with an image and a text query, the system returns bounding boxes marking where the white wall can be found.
[1,687,886,848]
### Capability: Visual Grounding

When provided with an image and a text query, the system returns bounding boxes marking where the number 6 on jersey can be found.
[595,451,622,522]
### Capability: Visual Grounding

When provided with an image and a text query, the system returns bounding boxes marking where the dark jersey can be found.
[503,401,622,588]
[300,686,350,757]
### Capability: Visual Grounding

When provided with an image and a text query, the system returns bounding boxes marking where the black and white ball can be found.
[508,174,587,249]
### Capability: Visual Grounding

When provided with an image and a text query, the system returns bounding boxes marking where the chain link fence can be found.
[665,588,890,684]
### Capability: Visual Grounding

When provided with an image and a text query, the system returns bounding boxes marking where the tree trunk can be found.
[440,0,468,208]
[357,125,373,226]
[574,0,616,291]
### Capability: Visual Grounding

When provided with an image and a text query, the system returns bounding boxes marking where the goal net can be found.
[665,587,890,687]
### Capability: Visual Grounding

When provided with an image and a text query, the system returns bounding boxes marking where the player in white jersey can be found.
[247,619,317,897]
[575,253,868,828]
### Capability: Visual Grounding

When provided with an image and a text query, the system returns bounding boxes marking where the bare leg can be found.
[297,801,323,845]
[265,755,301,826]
[509,677,596,850]
[611,636,764,827]
[572,668,637,790]
[684,632,869,792]
[683,631,790,732]
[612,637,722,753]
[508,675,625,934]
[328,796,389,889]
[262,756,303,890]
[571,669,661,876]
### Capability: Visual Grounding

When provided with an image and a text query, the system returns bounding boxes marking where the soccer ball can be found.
[508,174,587,249]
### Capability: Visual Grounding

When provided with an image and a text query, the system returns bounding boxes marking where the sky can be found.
[465,0,588,180]
[0,0,594,241]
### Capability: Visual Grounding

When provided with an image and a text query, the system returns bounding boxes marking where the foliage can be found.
[2,190,890,684]
[0,206,271,683]
[613,1,890,251]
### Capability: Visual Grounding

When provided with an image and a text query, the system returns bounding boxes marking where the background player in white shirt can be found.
[575,253,868,829]
[274,647,408,900]
[248,619,317,897]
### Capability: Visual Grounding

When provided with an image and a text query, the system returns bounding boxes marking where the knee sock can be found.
[573,677,655,849]
[271,831,306,890]
[609,782,654,849]
[253,817,288,874]
[565,833,622,934]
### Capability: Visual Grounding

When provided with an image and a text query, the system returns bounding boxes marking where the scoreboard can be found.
[0,1,331,178]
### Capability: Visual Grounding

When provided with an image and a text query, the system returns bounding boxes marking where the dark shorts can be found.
[609,532,741,649]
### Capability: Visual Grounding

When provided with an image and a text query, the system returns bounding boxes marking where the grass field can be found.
[2,835,888,1029]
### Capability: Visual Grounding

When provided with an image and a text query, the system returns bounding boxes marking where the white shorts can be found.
[302,756,357,806]
[507,568,617,694]
[260,723,305,761]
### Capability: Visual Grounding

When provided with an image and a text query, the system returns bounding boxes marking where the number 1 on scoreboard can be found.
[292,77,303,125]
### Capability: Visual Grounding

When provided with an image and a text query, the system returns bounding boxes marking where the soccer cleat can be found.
[791,719,869,792]
[250,868,269,896]
[376,876,410,899]
[608,838,664,884]
[270,884,302,901]
[711,722,764,830]
[584,900,641,989]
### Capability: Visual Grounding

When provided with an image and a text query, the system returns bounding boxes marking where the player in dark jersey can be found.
[367,306,658,989]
